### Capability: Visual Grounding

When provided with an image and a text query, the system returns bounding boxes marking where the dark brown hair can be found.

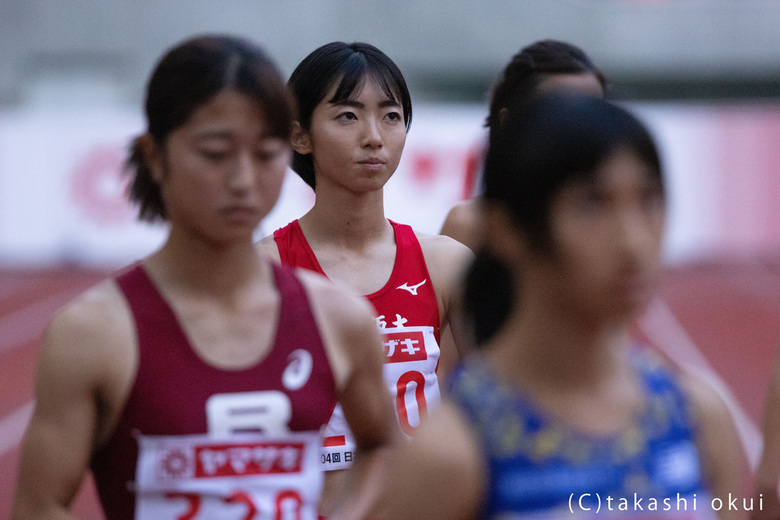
[486,39,606,131]
[126,34,295,222]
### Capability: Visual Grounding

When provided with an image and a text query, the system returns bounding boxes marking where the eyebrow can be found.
[193,129,232,140]
[192,129,280,141]
[330,98,400,109]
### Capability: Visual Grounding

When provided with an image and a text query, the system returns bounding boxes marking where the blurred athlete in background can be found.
[12,35,394,520]
[753,349,780,520]
[441,39,607,346]
[379,94,743,520]
[440,39,606,250]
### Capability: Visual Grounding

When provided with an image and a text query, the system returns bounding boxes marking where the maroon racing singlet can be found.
[91,262,337,520]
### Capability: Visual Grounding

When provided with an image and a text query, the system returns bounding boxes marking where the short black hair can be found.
[287,41,412,190]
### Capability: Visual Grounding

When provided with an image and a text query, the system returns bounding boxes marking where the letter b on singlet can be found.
[206,391,292,437]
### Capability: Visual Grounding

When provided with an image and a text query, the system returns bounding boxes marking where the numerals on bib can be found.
[165,489,303,520]
[395,370,429,435]
[135,431,321,520]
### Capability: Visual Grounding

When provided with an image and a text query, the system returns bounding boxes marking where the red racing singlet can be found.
[274,219,442,470]
[91,263,337,520]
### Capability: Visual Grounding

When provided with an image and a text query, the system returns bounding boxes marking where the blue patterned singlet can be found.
[447,348,716,519]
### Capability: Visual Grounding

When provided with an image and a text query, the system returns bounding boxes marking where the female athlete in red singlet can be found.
[256,41,473,518]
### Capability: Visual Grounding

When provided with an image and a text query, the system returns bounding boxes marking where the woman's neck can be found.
[485,296,645,438]
[148,230,269,300]
[302,187,391,248]
[490,296,634,391]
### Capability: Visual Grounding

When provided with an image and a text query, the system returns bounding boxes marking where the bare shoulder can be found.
[440,198,480,249]
[676,366,739,455]
[41,279,135,383]
[379,401,485,520]
[415,230,474,271]
[677,366,732,425]
[677,366,745,508]
[417,228,474,251]
[32,277,137,448]
[293,268,381,389]
[13,277,136,516]
[415,229,474,300]
[406,400,483,471]
[256,233,281,262]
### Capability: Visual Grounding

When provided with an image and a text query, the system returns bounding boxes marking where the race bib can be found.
[380,325,441,436]
[320,325,441,471]
[134,431,322,520]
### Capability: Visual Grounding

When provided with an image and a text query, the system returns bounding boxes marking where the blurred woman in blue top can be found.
[377,94,744,520]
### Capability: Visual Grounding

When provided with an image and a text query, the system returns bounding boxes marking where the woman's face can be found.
[151,89,291,244]
[296,75,407,194]
[537,147,666,321]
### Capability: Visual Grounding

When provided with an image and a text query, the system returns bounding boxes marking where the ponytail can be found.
[125,136,166,222]
[463,250,515,346]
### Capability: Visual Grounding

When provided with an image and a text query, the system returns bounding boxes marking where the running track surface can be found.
[2,259,779,517]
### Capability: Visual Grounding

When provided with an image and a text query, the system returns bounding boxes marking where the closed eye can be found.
[256,141,287,161]
[200,149,229,161]
[337,112,358,122]
[256,149,282,161]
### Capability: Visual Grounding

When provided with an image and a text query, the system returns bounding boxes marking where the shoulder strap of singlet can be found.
[269,260,330,353]
[115,263,155,303]
[270,261,310,322]
[386,220,433,285]
[115,263,180,334]
[632,348,697,434]
[273,220,327,275]
[273,220,297,266]
[269,262,335,402]
[114,263,199,380]
[388,219,419,252]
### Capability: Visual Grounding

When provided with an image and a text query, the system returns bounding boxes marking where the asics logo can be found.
[397,279,427,295]
[282,349,313,391]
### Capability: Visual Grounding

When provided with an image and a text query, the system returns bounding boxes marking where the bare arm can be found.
[332,303,397,520]
[12,283,133,520]
[418,233,475,382]
[753,348,780,520]
[439,199,480,251]
[302,273,398,520]
[682,367,747,520]
[376,402,485,520]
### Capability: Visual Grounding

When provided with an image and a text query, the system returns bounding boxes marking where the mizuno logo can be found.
[397,279,427,295]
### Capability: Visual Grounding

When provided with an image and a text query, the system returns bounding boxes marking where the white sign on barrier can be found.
[1,102,779,268]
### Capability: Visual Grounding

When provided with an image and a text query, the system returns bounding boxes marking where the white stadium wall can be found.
[1,102,779,268]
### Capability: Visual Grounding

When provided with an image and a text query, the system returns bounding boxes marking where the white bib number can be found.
[206,391,291,437]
